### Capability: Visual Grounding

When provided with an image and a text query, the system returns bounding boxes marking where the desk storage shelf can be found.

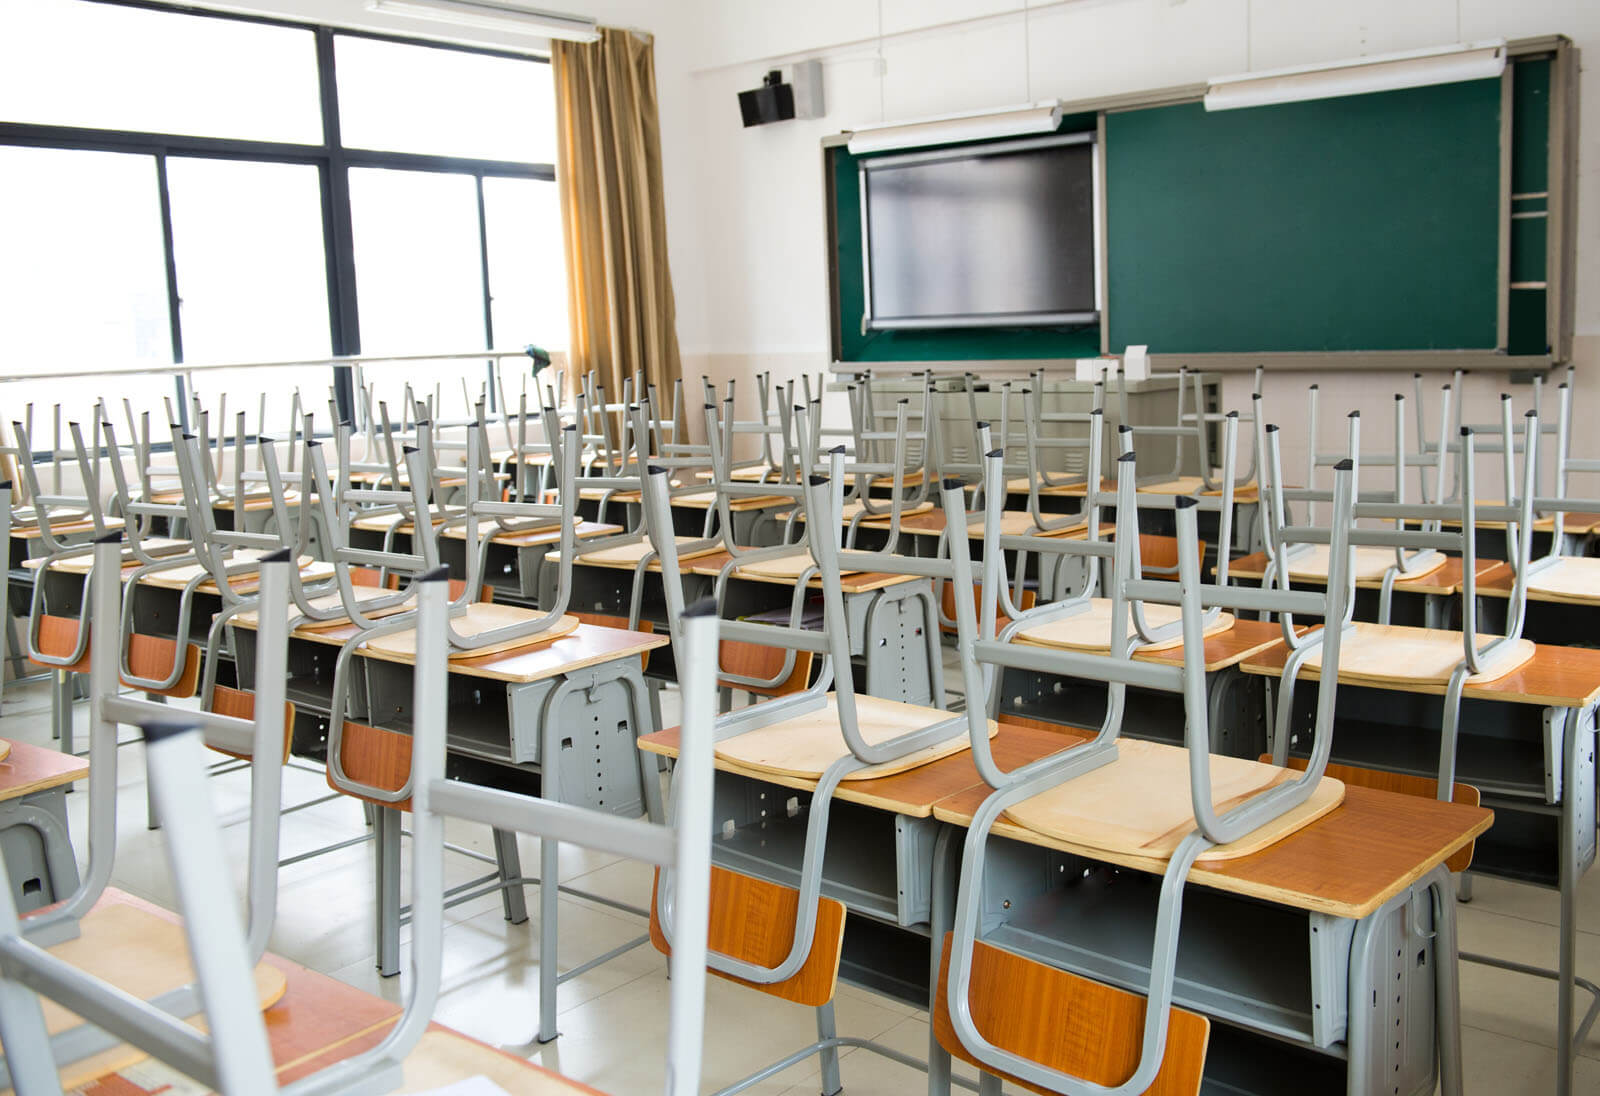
[1280,684,1555,801]
[710,772,939,928]
[978,835,1444,1094]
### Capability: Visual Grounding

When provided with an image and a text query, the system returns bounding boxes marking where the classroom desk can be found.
[64,889,601,1094]
[587,487,794,543]
[43,887,399,1095]
[1001,618,1290,759]
[1474,561,1600,649]
[0,739,86,915]
[1223,552,1499,629]
[540,543,945,705]
[350,514,622,607]
[687,550,946,706]
[639,719,1490,1095]
[1239,638,1600,1095]
[231,615,667,1019]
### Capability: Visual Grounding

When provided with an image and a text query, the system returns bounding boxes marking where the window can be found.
[0,0,562,431]
[0,0,322,144]
[483,175,569,352]
[349,168,486,355]
[166,158,333,362]
[0,145,171,370]
[336,35,555,162]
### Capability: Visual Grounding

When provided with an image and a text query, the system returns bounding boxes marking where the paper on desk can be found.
[410,1078,514,1096]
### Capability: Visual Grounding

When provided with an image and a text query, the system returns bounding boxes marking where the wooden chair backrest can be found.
[31,618,200,699]
[649,865,844,1009]
[933,934,1208,1096]
[207,683,295,763]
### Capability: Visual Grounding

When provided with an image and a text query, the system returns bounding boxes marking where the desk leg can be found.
[493,829,529,925]
[538,832,560,1043]
[926,825,958,1096]
[1556,716,1582,1096]
[1430,868,1463,1096]
[375,806,401,977]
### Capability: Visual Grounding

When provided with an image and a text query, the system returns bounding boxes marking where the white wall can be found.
[664,0,1600,464]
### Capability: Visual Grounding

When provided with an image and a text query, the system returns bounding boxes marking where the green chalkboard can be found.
[829,114,1103,363]
[1104,80,1504,353]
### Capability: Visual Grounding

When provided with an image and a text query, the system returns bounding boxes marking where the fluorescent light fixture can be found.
[1204,40,1506,111]
[846,102,1062,155]
[365,0,600,43]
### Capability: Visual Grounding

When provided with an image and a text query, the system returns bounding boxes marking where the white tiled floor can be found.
[1,667,1594,1095]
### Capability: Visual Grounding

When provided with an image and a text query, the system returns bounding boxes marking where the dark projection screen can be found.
[861,135,1098,330]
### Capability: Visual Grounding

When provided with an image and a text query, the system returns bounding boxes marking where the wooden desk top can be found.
[1239,633,1600,709]
[1476,560,1600,605]
[0,739,88,801]
[1223,553,1489,596]
[685,550,921,594]
[9,888,290,1093]
[1010,477,1259,503]
[234,616,666,685]
[644,719,1487,918]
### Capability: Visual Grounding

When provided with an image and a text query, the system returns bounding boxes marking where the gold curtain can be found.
[551,27,681,402]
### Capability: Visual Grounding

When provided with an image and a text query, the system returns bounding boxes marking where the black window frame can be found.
[0,0,556,420]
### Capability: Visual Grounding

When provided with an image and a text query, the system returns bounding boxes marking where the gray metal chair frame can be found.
[940,445,1360,1096]
[0,538,291,1092]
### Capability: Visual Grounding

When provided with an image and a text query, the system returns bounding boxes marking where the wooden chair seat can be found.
[736,551,856,581]
[1283,544,1445,584]
[26,897,288,1092]
[932,934,1209,1096]
[365,605,580,660]
[843,498,934,522]
[650,865,845,1008]
[233,584,410,631]
[1012,599,1235,654]
[1005,474,1086,496]
[30,618,201,699]
[9,507,90,528]
[713,693,989,782]
[1302,622,1535,686]
[725,463,785,483]
[1002,738,1344,863]
[1525,555,1600,604]
[577,537,721,567]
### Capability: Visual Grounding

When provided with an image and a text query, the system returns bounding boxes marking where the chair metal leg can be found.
[815,1002,843,1096]
[375,806,401,977]
[537,833,560,1042]
[1431,870,1464,1096]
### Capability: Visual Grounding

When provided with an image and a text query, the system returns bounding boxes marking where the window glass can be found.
[349,167,486,355]
[166,158,332,364]
[482,176,568,352]
[335,35,553,162]
[0,0,322,144]
[0,145,172,374]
